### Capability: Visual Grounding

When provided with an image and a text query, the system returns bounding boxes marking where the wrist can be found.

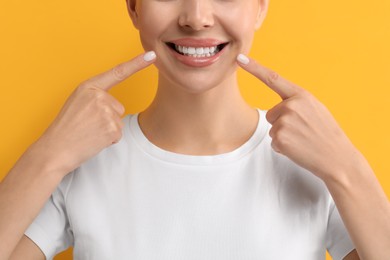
[24,139,73,180]
[323,151,375,193]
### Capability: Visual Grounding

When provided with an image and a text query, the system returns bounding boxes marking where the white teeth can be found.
[188,47,196,55]
[173,44,222,57]
[196,48,204,55]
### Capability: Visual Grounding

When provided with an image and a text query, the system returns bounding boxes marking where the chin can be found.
[161,69,236,95]
[155,56,238,93]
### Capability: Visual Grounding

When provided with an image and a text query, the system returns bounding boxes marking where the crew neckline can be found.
[125,108,269,165]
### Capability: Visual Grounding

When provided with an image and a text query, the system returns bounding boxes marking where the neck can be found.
[138,72,259,155]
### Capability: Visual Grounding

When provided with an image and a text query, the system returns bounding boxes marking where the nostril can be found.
[178,13,214,31]
[182,24,211,31]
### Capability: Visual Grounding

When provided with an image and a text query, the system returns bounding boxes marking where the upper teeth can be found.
[174,45,219,57]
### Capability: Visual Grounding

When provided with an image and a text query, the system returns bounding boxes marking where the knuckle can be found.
[77,82,88,90]
[75,84,101,101]
[284,100,299,112]
[265,111,274,124]
[76,83,94,94]
[78,79,101,91]
[94,91,108,104]
[266,70,279,85]
[273,130,289,148]
[277,116,290,127]
[269,126,275,138]
[111,64,127,81]
[101,105,113,117]
[115,102,126,115]
[106,121,121,136]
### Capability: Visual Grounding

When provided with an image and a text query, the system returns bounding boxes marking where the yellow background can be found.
[1,0,389,259]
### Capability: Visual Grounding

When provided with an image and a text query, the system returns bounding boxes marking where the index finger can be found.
[236,54,301,100]
[82,51,157,91]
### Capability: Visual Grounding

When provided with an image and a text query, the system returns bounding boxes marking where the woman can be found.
[1,0,389,259]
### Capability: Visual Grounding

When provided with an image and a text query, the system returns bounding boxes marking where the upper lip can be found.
[166,38,229,47]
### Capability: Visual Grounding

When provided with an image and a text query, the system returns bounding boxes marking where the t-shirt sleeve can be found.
[326,199,355,260]
[24,173,74,260]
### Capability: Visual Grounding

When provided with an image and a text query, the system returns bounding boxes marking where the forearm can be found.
[324,153,390,260]
[0,144,65,260]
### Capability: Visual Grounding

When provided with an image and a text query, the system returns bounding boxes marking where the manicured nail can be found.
[237,54,249,65]
[143,51,156,62]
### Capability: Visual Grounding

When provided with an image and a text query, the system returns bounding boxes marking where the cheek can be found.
[219,11,257,53]
[138,22,164,51]
[139,30,153,51]
[137,6,171,49]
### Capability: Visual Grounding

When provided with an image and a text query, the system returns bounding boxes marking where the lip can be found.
[168,38,228,48]
[165,38,229,68]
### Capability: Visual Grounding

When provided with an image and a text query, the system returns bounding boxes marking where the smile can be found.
[166,42,229,58]
[164,38,230,67]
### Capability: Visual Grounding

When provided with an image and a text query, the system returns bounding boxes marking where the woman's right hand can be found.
[31,51,156,176]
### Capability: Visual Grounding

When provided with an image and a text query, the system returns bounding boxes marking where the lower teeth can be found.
[184,52,216,58]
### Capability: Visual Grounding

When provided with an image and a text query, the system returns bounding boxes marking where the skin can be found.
[1,0,389,259]
[128,0,267,155]
[1,54,156,259]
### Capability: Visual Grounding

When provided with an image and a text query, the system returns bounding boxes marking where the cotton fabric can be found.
[25,109,355,260]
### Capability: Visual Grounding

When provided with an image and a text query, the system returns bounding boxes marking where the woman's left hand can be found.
[237,54,363,182]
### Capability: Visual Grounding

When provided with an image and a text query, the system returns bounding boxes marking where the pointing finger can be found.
[236,54,302,100]
[82,51,157,91]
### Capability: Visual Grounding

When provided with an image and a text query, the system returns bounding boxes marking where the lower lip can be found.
[167,44,228,68]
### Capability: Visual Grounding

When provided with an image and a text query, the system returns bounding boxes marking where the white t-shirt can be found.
[25,109,355,260]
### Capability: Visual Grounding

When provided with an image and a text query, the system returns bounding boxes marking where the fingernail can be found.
[237,54,249,65]
[143,51,156,62]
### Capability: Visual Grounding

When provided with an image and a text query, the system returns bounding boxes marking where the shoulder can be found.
[257,124,332,211]
[61,114,136,193]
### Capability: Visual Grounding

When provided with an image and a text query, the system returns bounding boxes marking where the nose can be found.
[178,0,214,31]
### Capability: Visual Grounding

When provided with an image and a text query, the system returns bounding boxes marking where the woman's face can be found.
[128,0,268,93]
